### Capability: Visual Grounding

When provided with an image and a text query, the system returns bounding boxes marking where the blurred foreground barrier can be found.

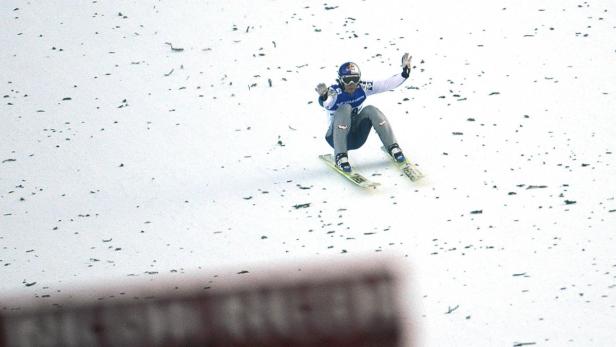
[0,259,413,346]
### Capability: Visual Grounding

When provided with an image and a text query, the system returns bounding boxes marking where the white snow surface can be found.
[2,0,616,345]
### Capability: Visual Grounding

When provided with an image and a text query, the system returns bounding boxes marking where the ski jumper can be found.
[318,74,407,155]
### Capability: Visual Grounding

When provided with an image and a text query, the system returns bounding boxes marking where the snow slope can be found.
[2,0,616,345]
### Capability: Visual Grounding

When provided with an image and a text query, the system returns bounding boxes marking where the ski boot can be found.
[335,152,352,173]
[387,143,406,163]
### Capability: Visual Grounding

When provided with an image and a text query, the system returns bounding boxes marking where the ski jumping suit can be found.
[319,74,408,155]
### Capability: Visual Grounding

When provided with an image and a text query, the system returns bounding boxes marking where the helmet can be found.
[338,62,361,85]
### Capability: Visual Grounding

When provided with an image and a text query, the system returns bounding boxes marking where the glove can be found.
[401,53,412,78]
[316,82,336,102]
[315,83,328,97]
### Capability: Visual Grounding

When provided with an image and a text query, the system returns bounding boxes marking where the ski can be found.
[381,146,424,182]
[319,154,380,189]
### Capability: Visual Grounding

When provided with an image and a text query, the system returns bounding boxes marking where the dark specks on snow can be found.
[513,342,537,347]
[446,305,459,314]
[2,1,616,343]
[276,136,285,147]
[526,185,548,190]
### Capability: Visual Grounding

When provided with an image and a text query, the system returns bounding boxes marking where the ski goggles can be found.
[340,75,360,85]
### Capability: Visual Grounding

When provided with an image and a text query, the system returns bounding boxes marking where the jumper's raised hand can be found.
[315,82,328,96]
[401,53,412,78]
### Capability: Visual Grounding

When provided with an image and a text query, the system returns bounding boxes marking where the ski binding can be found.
[319,154,380,189]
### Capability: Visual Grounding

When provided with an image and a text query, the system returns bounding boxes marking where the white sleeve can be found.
[363,74,407,96]
[321,87,339,110]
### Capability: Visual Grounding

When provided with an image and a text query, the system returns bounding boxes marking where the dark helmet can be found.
[338,62,361,85]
